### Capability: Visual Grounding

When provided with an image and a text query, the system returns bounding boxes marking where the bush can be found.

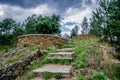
[42,72,52,79]
[77,74,84,80]
[55,73,62,79]
[111,64,120,79]
[91,72,106,80]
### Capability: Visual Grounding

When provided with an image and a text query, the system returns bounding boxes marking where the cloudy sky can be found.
[0,0,100,35]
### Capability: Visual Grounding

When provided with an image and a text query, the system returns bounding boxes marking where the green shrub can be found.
[42,72,52,79]
[91,72,106,80]
[55,73,62,79]
[26,72,35,79]
[111,64,120,79]
[77,74,84,80]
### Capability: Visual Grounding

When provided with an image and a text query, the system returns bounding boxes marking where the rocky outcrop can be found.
[17,34,68,49]
[73,34,98,40]
[0,50,45,80]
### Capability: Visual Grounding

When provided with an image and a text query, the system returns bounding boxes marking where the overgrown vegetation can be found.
[90,72,107,80]
[72,39,98,68]
[6,53,28,63]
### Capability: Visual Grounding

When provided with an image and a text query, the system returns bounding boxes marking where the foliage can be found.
[72,39,98,68]
[89,0,120,45]
[77,74,84,80]
[90,72,107,80]
[81,17,89,34]
[6,53,28,63]
[31,56,48,70]
[42,72,52,79]
[24,14,61,34]
[55,73,62,79]
[70,25,79,38]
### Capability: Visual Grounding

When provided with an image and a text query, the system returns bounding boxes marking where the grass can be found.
[77,74,84,80]
[72,39,98,68]
[31,55,48,70]
[55,73,62,79]
[27,46,38,51]
[90,72,107,80]
[46,47,57,53]
[58,40,73,49]
[6,53,28,63]
[42,72,52,79]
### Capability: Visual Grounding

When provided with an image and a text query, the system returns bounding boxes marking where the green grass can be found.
[27,46,38,51]
[90,72,107,80]
[42,72,52,79]
[31,55,48,70]
[46,47,57,53]
[72,39,98,68]
[55,73,62,79]
[6,53,28,63]
[77,74,84,80]
[58,40,73,49]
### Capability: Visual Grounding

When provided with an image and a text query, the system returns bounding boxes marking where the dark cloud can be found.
[0,0,94,9]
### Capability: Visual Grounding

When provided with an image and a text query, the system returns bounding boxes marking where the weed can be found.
[6,53,28,63]
[55,73,62,79]
[42,72,52,79]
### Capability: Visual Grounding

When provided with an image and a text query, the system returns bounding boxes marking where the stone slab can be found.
[48,52,73,60]
[33,64,72,77]
[57,48,75,52]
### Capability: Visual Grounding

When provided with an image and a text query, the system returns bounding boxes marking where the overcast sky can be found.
[0,0,100,35]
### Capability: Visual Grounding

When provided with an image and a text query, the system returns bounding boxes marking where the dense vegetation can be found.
[89,0,120,47]
[0,14,61,46]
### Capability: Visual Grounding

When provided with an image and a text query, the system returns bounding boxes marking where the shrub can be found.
[91,72,106,80]
[55,73,62,79]
[42,72,52,79]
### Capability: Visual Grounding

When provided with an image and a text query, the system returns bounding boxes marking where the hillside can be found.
[0,37,120,80]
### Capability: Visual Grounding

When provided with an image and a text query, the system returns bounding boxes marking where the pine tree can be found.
[81,17,89,34]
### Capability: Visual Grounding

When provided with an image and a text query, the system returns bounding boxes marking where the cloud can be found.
[0,4,57,22]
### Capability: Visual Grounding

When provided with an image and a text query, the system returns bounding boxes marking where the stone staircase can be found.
[32,48,74,79]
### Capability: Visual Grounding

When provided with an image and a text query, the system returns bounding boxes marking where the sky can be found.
[0,0,100,35]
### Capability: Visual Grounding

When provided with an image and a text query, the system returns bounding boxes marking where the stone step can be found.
[48,52,74,60]
[57,48,75,52]
[33,64,72,77]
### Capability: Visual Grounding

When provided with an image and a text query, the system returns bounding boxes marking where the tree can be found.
[0,18,16,34]
[89,0,120,45]
[0,18,17,45]
[35,14,61,34]
[70,25,79,38]
[24,14,37,34]
[24,14,61,34]
[81,17,89,34]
